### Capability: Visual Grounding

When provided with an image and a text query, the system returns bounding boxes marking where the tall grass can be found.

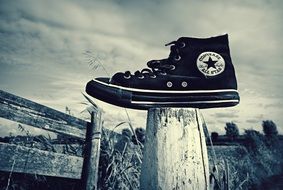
[98,127,143,190]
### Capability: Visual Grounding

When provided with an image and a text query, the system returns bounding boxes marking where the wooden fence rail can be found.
[0,142,83,179]
[0,90,101,190]
[0,90,86,139]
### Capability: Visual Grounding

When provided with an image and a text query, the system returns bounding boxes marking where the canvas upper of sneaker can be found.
[106,34,237,91]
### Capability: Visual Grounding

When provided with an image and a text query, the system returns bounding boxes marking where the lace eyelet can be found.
[174,55,181,61]
[170,65,176,70]
[181,81,188,87]
[138,75,144,79]
[150,75,157,78]
[167,81,173,88]
[180,42,186,48]
[124,75,131,79]
[160,72,167,75]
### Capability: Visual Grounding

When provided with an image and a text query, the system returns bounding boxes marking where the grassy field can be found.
[0,127,282,190]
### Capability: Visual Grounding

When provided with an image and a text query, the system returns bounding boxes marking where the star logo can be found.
[203,56,218,69]
[196,52,225,76]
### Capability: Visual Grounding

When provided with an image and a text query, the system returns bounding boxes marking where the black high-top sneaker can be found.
[86,34,240,109]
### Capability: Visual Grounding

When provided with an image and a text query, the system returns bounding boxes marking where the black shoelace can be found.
[123,41,186,79]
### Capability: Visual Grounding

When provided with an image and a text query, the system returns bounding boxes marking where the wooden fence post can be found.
[81,111,102,190]
[140,108,209,190]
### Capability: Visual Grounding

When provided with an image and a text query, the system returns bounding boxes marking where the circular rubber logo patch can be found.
[196,52,225,76]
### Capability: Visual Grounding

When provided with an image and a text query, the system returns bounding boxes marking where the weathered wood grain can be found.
[0,90,86,139]
[140,108,209,190]
[0,142,83,179]
[81,111,102,190]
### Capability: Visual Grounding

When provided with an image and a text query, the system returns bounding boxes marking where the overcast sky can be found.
[0,0,283,136]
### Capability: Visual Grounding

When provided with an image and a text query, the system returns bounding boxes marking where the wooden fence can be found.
[0,90,102,190]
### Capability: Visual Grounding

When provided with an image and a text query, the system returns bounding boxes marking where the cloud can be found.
[264,103,283,109]
[212,112,239,119]
[246,119,260,124]
[0,0,283,135]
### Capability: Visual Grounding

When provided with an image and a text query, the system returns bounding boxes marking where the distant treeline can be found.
[208,134,283,145]
[209,120,282,146]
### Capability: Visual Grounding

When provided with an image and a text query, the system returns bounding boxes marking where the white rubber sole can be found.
[86,79,240,109]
